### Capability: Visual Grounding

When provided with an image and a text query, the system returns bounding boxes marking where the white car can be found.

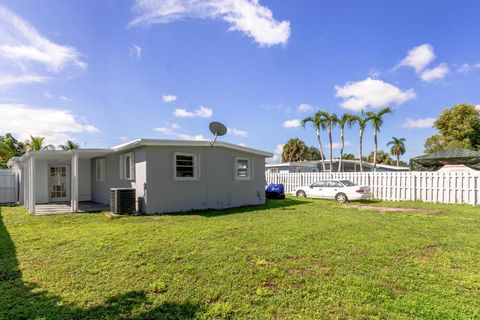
[293,180,372,202]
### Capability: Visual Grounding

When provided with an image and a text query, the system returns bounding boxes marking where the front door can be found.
[49,166,69,202]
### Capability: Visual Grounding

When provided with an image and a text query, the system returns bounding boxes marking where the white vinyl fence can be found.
[266,171,480,205]
[0,169,18,204]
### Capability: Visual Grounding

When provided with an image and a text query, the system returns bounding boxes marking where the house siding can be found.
[144,146,266,214]
[90,145,266,214]
[90,147,146,211]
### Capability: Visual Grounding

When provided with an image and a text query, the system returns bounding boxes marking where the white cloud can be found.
[228,127,248,137]
[335,77,416,111]
[162,94,177,103]
[130,0,291,47]
[457,63,480,74]
[0,74,48,89]
[266,143,284,163]
[332,141,353,149]
[154,123,181,135]
[154,123,205,140]
[476,105,480,111]
[297,103,314,113]
[178,133,207,141]
[0,103,99,145]
[173,106,213,118]
[0,5,86,72]
[120,136,130,142]
[128,44,142,59]
[402,118,435,129]
[397,44,435,73]
[43,92,72,102]
[283,119,301,128]
[420,63,449,82]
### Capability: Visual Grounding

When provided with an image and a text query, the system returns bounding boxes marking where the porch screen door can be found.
[49,166,68,202]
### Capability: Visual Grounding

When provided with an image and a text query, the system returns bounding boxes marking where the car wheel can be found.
[296,190,307,198]
[335,193,348,203]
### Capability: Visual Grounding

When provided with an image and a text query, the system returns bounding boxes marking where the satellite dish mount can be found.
[209,121,227,147]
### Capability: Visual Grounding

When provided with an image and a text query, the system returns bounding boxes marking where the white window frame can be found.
[119,152,135,180]
[173,152,199,181]
[95,159,106,182]
[235,157,252,180]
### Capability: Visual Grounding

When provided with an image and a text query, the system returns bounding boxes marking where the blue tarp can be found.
[265,184,285,199]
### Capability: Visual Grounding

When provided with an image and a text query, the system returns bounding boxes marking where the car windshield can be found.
[340,180,357,187]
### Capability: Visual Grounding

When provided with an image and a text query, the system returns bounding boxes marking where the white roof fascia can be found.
[112,139,273,157]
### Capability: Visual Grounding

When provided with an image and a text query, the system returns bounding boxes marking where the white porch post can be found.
[71,152,79,212]
[24,162,29,210]
[29,156,36,214]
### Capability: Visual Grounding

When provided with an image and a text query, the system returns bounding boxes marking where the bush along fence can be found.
[265,171,480,205]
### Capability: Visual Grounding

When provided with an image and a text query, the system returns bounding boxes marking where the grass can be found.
[1,198,480,319]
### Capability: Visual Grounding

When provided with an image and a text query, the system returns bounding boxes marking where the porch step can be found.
[34,201,110,215]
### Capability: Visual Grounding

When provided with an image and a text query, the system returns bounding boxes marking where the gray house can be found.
[9,139,272,214]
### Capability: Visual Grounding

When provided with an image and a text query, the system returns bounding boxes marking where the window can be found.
[340,180,357,187]
[119,152,135,180]
[96,159,105,182]
[235,157,252,180]
[269,168,278,173]
[311,181,326,188]
[295,167,302,173]
[174,153,198,180]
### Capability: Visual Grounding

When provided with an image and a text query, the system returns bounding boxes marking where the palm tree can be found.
[26,136,55,151]
[350,111,372,172]
[366,107,393,171]
[387,137,406,166]
[59,140,79,151]
[367,150,393,165]
[302,113,327,172]
[316,111,337,172]
[282,138,308,162]
[335,113,355,172]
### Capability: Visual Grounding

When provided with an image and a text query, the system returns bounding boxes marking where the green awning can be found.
[410,148,480,171]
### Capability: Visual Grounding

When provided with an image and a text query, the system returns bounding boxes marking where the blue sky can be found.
[1,0,479,162]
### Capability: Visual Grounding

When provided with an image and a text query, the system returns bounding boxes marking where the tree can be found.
[367,107,393,171]
[59,140,79,151]
[387,137,406,166]
[350,111,372,172]
[302,113,327,172]
[424,104,480,152]
[304,146,321,161]
[367,150,393,165]
[0,133,26,168]
[25,136,55,151]
[335,113,355,172]
[424,134,448,153]
[342,153,355,160]
[282,138,308,162]
[316,111,337,172]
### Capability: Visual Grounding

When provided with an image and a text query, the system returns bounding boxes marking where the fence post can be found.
[413,174,417,201]
[474,175,478,205]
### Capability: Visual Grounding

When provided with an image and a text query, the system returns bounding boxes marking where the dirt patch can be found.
[419,245,438,261]
[286,268,306,276]
[343,204,442,215]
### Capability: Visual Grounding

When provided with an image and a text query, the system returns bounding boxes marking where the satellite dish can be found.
[209,121,227,147]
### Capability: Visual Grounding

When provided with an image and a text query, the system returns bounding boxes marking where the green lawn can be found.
[1,199,480,319]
